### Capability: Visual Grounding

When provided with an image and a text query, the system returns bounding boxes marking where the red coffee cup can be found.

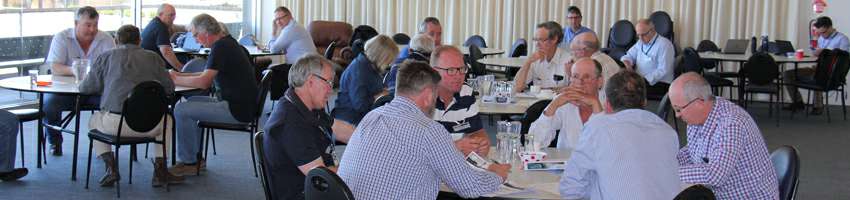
[795,50,804,60]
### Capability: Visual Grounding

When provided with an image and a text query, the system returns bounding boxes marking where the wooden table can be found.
[478,57,528,68]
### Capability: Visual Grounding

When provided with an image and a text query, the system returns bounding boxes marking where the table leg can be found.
[37,93,44,168]
[70,95,81,181]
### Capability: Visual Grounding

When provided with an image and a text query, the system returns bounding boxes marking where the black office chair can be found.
[509,39,527,58]
[253,131,272,200]
[392,33,410,45]
[740,52,781,125]
[650,11,676,56]
[682,47,735,99]
[771,145,800,200]
[674,184,716,200]
[517,100,551,145]
[84,81,171,198]
[304,167,355,200]
[466,45,487,78]
[656,93,680,133]
[463,35,487,48]
[698,40,738,79]
[603,20,637,61]
[324,41,337,60]
[790,49,849,122]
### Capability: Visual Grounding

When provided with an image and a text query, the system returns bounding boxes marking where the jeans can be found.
[175,96,240,163]
[0,110,19,172]
[42,94,100,145]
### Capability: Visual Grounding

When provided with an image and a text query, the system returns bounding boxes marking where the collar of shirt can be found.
[690,97,729,138]
[284,88,332,128]
[66,28,112,58]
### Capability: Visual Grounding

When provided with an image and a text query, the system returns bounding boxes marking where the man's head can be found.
[396,60,442,116]
[814,16,834,36]
[570,58,604,95]
[409,34,436,54]
[604,70,646,113]
[274,6,293,28]
[418,17,443,46]
[364,35,400,68]
[669,72,715,125]
[635,19,656,43]
[534,21,564,53]
[289,54,337,110]
[74,6,100,42]
[569,32,600,58]
[566,6,583,30]
[116,25,141,45]
[430,46,466,94]
[157,4,176,26]
[189,14,223,47]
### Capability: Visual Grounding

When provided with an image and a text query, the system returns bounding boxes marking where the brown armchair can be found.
[307,21,354,66]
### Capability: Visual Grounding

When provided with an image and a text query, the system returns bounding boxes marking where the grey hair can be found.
[189,14,222,35]
[218,22,230,35]
[289,54,336,88]
[157,4,173,16]
[396,60,442,97]
[681,72,716,102]
[364,35,400,68]
[409,34,435,53]
[418,17,441,33]
[637,19,655,31]
[75,6,99,22]
[536,21,564,44]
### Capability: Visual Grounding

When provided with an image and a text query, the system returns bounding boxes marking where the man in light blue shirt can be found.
[783,16,850,114]
[560,6,594,49]
[560,70,681,200]
[43,6,115,155]
[620,19,675,98]
[269,6,317,64]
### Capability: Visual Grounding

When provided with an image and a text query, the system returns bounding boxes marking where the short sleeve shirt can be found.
[431,85,483,134]
[141,17,173,69]
[206,36,259,122]
[46,28,115,67]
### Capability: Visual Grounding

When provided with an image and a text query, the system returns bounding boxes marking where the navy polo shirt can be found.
[141,17,172,69]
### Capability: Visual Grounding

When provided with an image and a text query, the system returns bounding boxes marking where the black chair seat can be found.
[9,108,41,121]
[745,83,779,93]
[198,121,251,132]
[792,78,828,91]
[88,129,157,145]
[704,75,734,87]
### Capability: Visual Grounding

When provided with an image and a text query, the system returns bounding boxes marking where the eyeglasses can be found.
[532,37,552,43]
[570,74,598,83]
[433,66,468,75]
[637,30,654,37]
[311,74,334,87]
[673,98,702,113]
[570,46,590,52]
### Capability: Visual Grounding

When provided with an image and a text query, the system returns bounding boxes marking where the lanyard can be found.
[641,35,658,56]
[283,95,335,159]
[822,32,838,49]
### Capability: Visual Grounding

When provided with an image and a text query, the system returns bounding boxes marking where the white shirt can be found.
[46,28,115,66]
[526,47,571,88]
[566,52,622,90]
[269,20,317,64]
[528,93,605,150]
[620,35,675,85]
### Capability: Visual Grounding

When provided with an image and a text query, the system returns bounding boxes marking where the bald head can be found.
[571,32,600,57]
[572,57,602,78]
[669,72,713,102]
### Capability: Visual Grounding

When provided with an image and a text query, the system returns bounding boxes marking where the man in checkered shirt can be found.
[338,61,510,199]
[669,72,779,199]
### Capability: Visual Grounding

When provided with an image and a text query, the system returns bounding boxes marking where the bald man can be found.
[669,73,778,199]
[620,19,675,98]
[565,32,620,91]
[142,4,183,70]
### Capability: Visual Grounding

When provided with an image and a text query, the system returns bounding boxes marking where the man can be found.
[168,14,259,175]
[141,4,182,70]
[385,34,436,93]
[559,6,594,49]
[431,46,490,156]
[620,19,675,97]
[528,58,604,150]
[338,61,509,200]
[783,16,850,114]
[394,17,442,64]
[670,72,779,199]
[514,21,571,93]
[560,70,681,199]
[0,110,27,181]
[263,54,337,199]
[567,32,620,90]
[44,6,115,156]
[269,6,317,64]
[79,25,184,187]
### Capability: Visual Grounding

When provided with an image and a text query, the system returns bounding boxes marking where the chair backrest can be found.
[825,49,850,90]
[324,41,337,60]
[656,93,673,120]
[304,167,355,200]
[122,81,169,133]
[350,25,378,48]
[697,40,720,70]
[466,45,486,77]
[253,131,273,200]
[509,39,528,58]
[770,145,800,200]
[674,185,717,200]
[463,35,487,48]
[371,95,393,110]
[742,52,779,85]
[650,11,674,43]
[307,21,353,59]
[681,47,704,74]
[392,33,410,45]
[520,100,552,135]
[607,20,637,50]
[268,64,291,101]
[255,70,274,120]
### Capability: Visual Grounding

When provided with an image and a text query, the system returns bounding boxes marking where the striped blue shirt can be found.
[431,85,483,134]
[338,96,503,200]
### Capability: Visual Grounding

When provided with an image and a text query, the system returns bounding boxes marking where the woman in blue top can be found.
[333,35,399,126]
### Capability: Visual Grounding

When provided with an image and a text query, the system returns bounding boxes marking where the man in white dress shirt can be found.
[620,19,675,98]
[514,21,571,93]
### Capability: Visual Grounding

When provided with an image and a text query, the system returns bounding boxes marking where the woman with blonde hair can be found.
[333,35,399,127]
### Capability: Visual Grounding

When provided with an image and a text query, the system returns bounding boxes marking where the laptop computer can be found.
[722,39,749,54]
[770,40,795,55]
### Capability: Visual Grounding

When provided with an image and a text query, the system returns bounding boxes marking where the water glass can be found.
[479,75,495,99]
[71,59,90,83]
[496,121,512,163]
[28,69,38,85]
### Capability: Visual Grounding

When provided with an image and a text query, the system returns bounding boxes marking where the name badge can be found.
[452,122,471,132]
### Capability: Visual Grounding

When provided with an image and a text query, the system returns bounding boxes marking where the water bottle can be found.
[508,121,522,164]
[496,121,511,163]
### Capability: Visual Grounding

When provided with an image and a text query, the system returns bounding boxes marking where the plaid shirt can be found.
[677,97,779,200]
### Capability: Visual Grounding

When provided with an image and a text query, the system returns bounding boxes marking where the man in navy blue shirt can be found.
[141,4,183,70]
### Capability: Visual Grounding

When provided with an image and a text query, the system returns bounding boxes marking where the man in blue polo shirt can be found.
[560,6,594,49]
[141,3,183,70]
[430,46,490,156]
[783,16,850,115]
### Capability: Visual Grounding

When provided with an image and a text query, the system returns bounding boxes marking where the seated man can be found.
[269,6,317,64]
[528,58,604,150]
[338,60,509,199]
[394,17,442,64]
[264,54,338,199]
[783,16,850,115]
[79,25,183,187]
[560,70,681,199]
[0,110,27,181]
[620,19,674,98]
[141,3,183,70]
[559,6,594,48]
[168,14,259,175]
[430,46,490,156]
[43,6,115,155]
[515,21,571,93]
[385,33,436,93]
[566,32,620,90]
[670,72,779,199]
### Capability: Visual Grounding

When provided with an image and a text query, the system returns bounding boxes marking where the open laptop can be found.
[722,39,749,54]
[770,40,795,55]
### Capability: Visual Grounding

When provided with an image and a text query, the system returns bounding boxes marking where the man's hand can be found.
[564,59,575,78]
[168,70,179,80]
[527,51,546,64]
[487,164,511,181]
[622,60,634,70]
[561,86,603,113]
[455,136,484,156]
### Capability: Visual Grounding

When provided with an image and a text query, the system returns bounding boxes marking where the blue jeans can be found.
[42,94,100,145]
[0,110,19,172]
[175,96,239,163]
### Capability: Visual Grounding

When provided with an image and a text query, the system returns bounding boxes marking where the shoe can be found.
[0,168,28,181]
[168,159,205,176]
[50,144,62,156]
[810,107,824,115]
[782,102,805,111]
[98,152,120,187]
[152,158,185,187]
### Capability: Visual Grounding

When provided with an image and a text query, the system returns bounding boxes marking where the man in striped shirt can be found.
[670,72,779,200]
[430,46,491,156]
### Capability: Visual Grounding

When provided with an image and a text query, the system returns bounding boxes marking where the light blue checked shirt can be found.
[818,31,850,52]
[338,96,503,200]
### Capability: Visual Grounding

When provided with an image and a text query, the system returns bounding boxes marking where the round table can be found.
[479,94,549,115]
[477,57,528,68]
[458,46,506,56]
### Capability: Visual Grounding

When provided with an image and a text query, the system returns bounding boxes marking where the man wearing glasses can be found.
[514,21,571,93]
[620,19,675,98]
[669,72,779,199]
[269,6,316,64]
[559,6,594,49]
[141,4,183,70]
[430,46,491,156]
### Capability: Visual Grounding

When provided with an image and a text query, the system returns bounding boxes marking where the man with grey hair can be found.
[263,54,337,199]
[566,32,620,91]
[514,21,571,93]
[669,72,778,199]
[169,14,259,175]
[620,19,675,98]
[43,6,116,156]
[394,17,443,63]
[385,34,436,92]
[560,70,681,199]
[142,3,183,70]
[339,60,509,199]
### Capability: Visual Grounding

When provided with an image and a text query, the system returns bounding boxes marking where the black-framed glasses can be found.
[433,66,468,75]
[673,98,702,113]
[311,74,333,87]
[567,15,582,19]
